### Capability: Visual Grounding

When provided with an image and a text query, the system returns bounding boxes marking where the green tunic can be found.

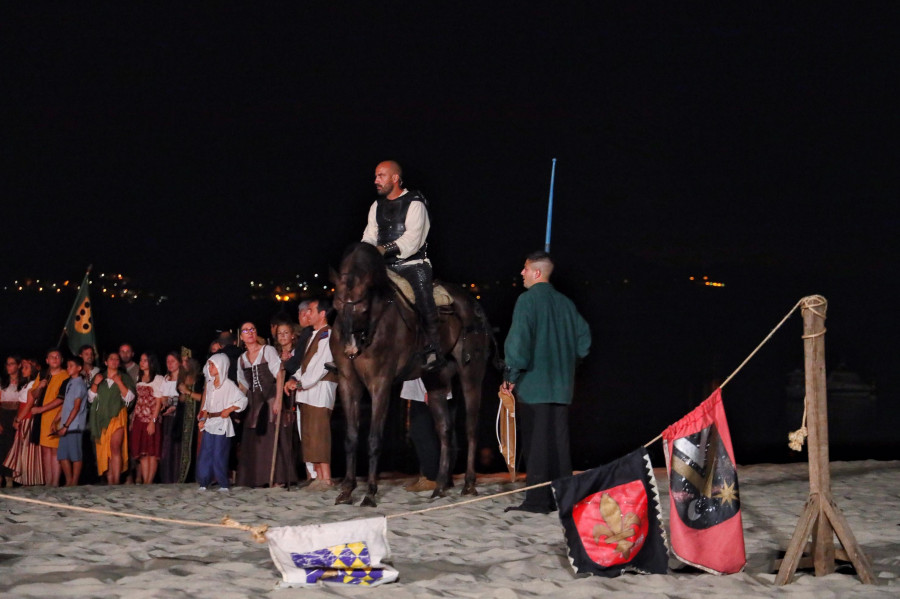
[89,373,136,440]
[504,282,591,405]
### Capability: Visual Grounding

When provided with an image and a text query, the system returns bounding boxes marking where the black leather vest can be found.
[375,191,428,262]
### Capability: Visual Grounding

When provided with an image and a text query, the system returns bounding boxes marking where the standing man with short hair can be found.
[285,298,338,489]
[284,300,315,483]
[119,344,140,382]
[362,160,443,370]
[78,345,100,382]
[502,251,591,514]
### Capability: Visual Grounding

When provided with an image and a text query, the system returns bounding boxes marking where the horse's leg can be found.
[426,388,453,498]
[361,375,392,507]
[336,373,362,505]
[444,297,488,497]
[459,349,487,496]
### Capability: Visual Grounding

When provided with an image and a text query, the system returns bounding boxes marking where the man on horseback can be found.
[361,160,444,370]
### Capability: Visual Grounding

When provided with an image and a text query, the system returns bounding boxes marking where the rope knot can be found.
[788,426,808,452]
[221,515,269,543]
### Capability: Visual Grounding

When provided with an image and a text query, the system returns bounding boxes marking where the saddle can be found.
[386,269,453,307]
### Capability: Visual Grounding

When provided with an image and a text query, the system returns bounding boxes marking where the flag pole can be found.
[544,158,557,253]
[57,264,93,350]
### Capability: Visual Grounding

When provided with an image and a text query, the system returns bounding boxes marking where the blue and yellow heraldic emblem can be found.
[291,542,385,585]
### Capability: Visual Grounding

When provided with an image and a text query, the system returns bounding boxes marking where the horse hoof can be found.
[335,490,354,505]
[430,487,448,499]
[360,495,378,508]
[461,484,478,496]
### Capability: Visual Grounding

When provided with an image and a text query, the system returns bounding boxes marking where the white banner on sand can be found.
[267,516,399,587]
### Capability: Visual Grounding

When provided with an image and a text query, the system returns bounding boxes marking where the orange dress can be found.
[39,371,69,449]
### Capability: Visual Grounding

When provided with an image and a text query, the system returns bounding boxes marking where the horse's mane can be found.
[340,242,393,297]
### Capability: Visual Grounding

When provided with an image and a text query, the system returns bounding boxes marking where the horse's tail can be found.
[473,299,505,372]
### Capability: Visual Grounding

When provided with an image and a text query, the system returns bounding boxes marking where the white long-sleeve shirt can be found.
[201,380,248,437]
[293,327,337,410]
[361,190,431,262]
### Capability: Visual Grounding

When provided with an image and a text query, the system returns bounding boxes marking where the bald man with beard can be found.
[361,160,444,370]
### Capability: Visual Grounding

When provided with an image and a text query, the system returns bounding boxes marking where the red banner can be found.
[552,448,668,577]
[662,388,746,574]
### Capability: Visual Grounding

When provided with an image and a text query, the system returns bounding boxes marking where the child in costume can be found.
[197,353,247,491]
[56,356,89,486]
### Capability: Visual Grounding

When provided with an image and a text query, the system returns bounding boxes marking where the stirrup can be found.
[422,350,445,372]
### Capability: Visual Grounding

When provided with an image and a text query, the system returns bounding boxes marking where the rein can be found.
[338,285,402,358]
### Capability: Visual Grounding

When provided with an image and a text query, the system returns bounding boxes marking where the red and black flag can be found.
[551,448,668,577]
[662,388,746,574]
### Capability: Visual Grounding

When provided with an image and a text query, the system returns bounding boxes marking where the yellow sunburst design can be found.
[714,481,738,506]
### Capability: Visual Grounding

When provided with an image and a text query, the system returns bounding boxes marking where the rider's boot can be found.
[401,263,446,372]
[420,295,445,372]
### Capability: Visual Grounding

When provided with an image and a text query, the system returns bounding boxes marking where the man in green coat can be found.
[502,251,591,513]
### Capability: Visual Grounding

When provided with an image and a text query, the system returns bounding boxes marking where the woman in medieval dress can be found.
[235,321,295,487]
[130,353,165,484]
[1,359,42,485]
[89,352,135,485]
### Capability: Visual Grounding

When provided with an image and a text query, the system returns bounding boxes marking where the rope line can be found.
[1,478,555,538]
[0,493,269,543]
[644,297,807,449]
[387,481,551,520]
[0,481,552,537]
[718,298,803,389]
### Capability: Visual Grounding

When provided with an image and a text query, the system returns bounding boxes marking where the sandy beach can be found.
[1,460,898,598]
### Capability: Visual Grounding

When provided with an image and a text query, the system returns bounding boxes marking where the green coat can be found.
[504,282,591,405]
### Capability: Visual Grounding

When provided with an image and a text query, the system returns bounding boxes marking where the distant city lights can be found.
[689,275,725,288]
[2,271,164,303]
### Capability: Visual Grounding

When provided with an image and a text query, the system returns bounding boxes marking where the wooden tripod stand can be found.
[775,295,876,585]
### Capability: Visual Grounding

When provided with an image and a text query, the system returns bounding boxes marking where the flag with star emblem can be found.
[266,517,399,587]
[63,268,96,356]
[662,388,746,574]
[551,448,668,577]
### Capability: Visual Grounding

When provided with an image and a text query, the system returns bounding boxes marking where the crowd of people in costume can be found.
[0,298,352,493]
[1,160,591,515]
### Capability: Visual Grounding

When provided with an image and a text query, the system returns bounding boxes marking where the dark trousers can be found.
[409,400,458,481]
[518,402,572,510]
[394,262,440,345]
[197,431,231,489]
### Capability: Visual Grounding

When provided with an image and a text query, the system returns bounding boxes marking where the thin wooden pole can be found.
[269,370,285,489]
[804,296,835,575]
[544,158,556,253]
[775,295,876,585]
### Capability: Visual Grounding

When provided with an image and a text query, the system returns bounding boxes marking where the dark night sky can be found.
[5,5,896,289]
[3,5,898,463]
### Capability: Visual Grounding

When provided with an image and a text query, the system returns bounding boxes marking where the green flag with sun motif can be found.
[65,268,96,356]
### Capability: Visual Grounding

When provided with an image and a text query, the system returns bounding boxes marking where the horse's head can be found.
[332,243,390,359]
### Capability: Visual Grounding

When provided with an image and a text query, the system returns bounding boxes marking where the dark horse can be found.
[331,243,493,507]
